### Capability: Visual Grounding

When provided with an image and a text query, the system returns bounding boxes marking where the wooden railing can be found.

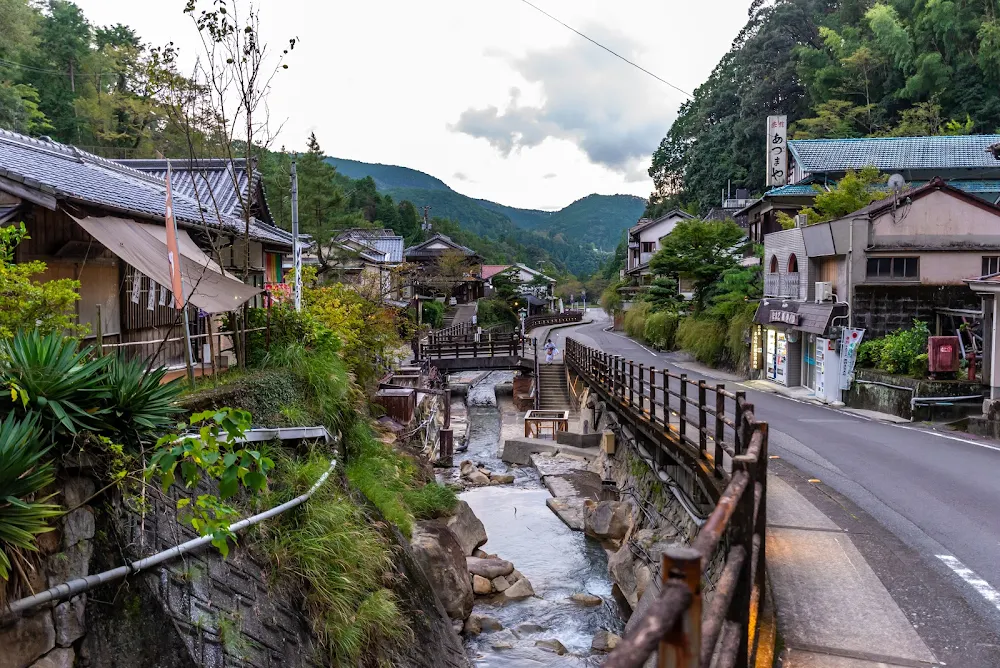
[419,336,532,361]
[428,322,473,343]
[524,310,583,332]
[564,338,768,668]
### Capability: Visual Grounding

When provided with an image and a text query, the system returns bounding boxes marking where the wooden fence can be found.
[564,338,768,668]
[524,310,583,332]
[418,336,532,361]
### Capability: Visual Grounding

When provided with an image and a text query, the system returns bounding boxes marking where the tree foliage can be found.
[652,0,1000,213]
[649,219,745,310]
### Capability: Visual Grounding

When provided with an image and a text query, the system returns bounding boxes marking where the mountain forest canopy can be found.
[650,0,1000,214]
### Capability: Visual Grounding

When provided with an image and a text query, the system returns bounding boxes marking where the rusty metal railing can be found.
[564,338,768,668]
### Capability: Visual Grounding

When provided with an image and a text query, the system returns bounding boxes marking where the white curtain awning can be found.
[70,214,260,314]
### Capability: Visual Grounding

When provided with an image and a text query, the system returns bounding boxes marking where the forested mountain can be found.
[326,156,644,254]
[652,0,1000,214]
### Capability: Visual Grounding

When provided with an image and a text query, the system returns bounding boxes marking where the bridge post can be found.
[728,455,756,667]
[439,427,453,460]
[444,388,452,429]
[629,360,635,407]
[679,374,688,444]
[715,384,725,475]
[698,380,708,456]
[735,392,746,454]
[649,366,656,424]
[658,545,702,668]
[663,369,670,424]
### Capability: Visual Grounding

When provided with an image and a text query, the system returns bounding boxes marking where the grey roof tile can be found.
[789,135,1000,174]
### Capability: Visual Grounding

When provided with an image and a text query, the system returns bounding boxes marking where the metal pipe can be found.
[4,455,338,620]
[854,378,914,393]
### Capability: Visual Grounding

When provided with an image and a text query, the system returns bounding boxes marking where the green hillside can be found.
[475,200,553,230]
[324,157,451,192]
[544,194,646,250]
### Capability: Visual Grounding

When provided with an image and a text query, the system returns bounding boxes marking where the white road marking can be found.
[936,554,1000,612]
[607,331,658,357]
[895,424,1000,453]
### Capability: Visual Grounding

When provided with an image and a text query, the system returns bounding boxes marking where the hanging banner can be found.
[766,115,788,187]
[131,270,142,304]
[164,164,186,309]
[840,328,865,388]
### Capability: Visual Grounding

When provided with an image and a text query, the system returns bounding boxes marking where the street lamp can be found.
[581,289,587,313]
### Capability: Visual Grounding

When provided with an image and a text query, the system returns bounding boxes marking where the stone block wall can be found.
[853,284,979,337]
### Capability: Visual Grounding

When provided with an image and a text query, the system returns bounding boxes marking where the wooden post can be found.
[95,304,104,357]
[728,455,756,667]
[638,363,645,413]
[735,391,746,454]
[658,546,702,668]
[698,380,708,455]
[715,384,725,473]
[629,360,635,407]
[679,374,688,444]
[439,428,454,460]
[649,366,656,425]
[444,388,452,429]
[663,369,670,426]
[266,296,272,353]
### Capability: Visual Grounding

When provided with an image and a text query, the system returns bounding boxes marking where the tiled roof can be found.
[119,158,253,220]
[404,233,477,257]
[480,265,511,280]
[334,229,404,263]
[629,209,692,235]
[788,135,1000,174]
[764,179,1000,199]
[0,130,289,248]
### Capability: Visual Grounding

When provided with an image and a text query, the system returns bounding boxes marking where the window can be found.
[984,256,1000,276]
[787,253,798,273]
[769,255,779,273]
[866,257,918,280]
[640,241,655,253]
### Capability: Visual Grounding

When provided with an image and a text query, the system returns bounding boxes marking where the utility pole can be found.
[291,156,302,311]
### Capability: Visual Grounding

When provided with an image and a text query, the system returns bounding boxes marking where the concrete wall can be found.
[846,368,982,420]
[869,189,1000,245]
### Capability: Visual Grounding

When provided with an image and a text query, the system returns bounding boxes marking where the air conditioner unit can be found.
[815,281,833,303]
[794,214,809,228]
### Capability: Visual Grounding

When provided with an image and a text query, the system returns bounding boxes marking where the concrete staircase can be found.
[537,363,576,412]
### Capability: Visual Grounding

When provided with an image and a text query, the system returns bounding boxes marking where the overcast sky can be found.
[75,0,749,210]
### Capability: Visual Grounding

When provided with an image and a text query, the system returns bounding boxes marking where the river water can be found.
[458,377,624,666]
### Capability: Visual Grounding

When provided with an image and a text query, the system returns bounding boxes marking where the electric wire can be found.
[515,0,692,99]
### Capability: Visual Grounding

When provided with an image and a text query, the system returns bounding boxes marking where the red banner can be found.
[164,165,185,309]
[266,282,291,306]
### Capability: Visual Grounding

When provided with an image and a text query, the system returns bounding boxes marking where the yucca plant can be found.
[0,330,111,441]
[101,354,183,449]
[0,413,61,581]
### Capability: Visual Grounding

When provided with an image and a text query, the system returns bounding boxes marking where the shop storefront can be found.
[752,299,848,398]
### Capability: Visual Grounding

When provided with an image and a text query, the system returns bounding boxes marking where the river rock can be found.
[466,557,514,579]
[459,460,476,476]
[584,500,631,540]
[546,496,587,530]
[472,574,492,595]
[608,542,640,610]
[444,501,488,556]
[592,630,622,652]
[509,569,525,582]
[466,470,491,486]
[490,630,518,649]
[410,521,473,620]
[515,623,546,634]
[473,548,489,558]
[30,648,75,668]
[0,611,56,668]
[504,577,535,600]
[463,613,503,636]
[570,592,603,606]
[490,473,515,485]
[480,615,503,632]
[535,638,567,655]
[491,575,510,592]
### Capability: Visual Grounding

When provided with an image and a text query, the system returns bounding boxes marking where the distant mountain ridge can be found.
[324,157,645,254]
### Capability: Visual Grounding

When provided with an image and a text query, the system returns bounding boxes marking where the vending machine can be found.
[815,337,842,403]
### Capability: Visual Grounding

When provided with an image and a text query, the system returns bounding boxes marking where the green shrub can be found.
[1,330,111,441]
[677,317,726,366]
[723,301,758,371]
[101,354,183,448]
[240,305,341,367]
[0,413,61,582]
[601,281,625,316]
[623,302,652,341]
[420,301,445,328]
[858,320,930,376]
[477,298,517,328]
[402,482,458,520]
[644,311,679,350]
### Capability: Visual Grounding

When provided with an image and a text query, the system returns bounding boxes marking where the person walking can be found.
[544,338,556,365]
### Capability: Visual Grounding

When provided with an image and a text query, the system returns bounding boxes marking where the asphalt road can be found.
[549,311,1000,665]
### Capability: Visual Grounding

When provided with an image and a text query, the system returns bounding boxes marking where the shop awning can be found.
[70,214,260,314]
[753,299,848,335]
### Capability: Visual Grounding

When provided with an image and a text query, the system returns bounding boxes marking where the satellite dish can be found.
[888,173,906,192]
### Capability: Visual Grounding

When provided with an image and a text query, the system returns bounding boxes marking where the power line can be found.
[516,0,692,99]
[0,56,120,78]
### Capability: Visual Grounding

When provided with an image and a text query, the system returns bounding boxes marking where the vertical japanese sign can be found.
[840,328,865,388]
[766,115,788,187]
[164,164,185,309]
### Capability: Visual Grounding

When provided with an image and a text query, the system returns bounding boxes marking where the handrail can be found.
[524,310,582,332]
[3,429,338,621]
[563,338,768,668]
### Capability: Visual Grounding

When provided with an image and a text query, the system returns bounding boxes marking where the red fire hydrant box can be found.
[928,336,960,373]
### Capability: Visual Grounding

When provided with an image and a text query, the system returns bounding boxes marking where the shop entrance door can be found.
[766,329,788,384]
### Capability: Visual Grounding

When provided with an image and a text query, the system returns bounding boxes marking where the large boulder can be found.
[592,630,622,653]
[584,501,631,540]
[466,557,514,579]
[444,501,487,556]
[504,577,535,600]
[472,575,492,595]
[0,612,56,668]
[466,470,490,486]
[608,543,640,610]
[410,522,473,620]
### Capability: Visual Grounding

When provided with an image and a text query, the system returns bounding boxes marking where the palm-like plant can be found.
[0,330,111,440]
[101,354,183,448]
[0,413,61,581]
